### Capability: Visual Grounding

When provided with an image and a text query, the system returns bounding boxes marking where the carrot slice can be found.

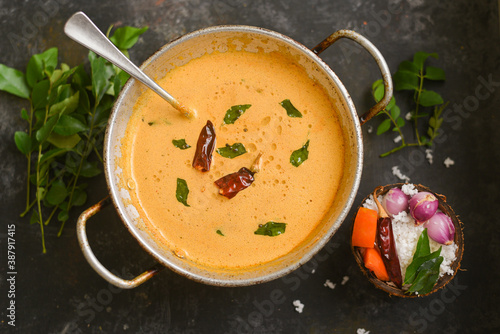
[352,207,378,248]
[363,248,390,281]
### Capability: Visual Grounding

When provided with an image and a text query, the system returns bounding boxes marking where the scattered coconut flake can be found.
[425,149,433,164]
[444,157,455,168]
[367,125,373,134]
[392,166,410,183]
[392,211,412,225]
[311,269,316,274]
[393,135,402,143]
[405,112,412,121]
[123,324,129,330]
[362,194,383,212]
[324,279,336,290]
[292,300,304,313]
[341,276,349,285]
[401,183,418,197]
[357,329,370,334]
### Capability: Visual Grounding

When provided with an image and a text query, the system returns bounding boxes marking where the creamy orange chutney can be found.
[120,49,345,269]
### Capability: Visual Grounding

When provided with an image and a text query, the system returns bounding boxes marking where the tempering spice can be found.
[192,120,216,172]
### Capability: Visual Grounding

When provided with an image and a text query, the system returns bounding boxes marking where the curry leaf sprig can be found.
[372,52,448,157]
[404,229,443,295]
[1,26,148,253]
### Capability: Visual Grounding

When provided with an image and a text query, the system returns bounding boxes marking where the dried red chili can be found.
[192,120,216,172]
[214,167,255,199]
[376,216,403,288]
[374,188,403,288]
[214,152,263,199]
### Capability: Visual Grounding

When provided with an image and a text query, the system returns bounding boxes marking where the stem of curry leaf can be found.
[380,142,419,158]
[57,101,100,237]
[414,71,425,145]
[383,109,406,146]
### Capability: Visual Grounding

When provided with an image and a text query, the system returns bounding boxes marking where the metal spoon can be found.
[64,11,196,119]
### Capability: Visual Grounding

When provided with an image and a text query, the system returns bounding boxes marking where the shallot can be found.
[409,191,438,224]
[424,212,455,245]
[382,187,409,216]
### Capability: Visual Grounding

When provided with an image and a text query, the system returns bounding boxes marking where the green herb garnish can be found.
[404,229,444,295]
[223,104,251,124]
[290,140,310,167]
[372,51,448,157]
[175,178,190,207]
[1,26,147,253]
[254,222,287,236]
[172,139,191,150]
[216,230,224,236]
[216,143,247,159]
[280,99,303,118]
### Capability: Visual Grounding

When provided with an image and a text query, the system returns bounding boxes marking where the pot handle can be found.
[312,29,393,125]
[77,197,164,289]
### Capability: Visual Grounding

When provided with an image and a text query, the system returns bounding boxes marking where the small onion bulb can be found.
[409,191,439,224]
[424,212,455,245]
[382,187,409,216]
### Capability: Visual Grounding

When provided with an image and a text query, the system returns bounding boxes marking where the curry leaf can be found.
[110,26,149,50]
[47,133,81,149]
[412,228,431,260]
[172,139,191,150]
[373,84,384,103]
[49,91,80,116]
[280,99,303,118]
[390,105,400,119]
[39,148,69,166]
[407,255,443,295]
[425,66,446,81]
[90,56,114,104]
[176,178,190,207]
[254,222,287,236]
[32,79,51,110]
[26,47,58,88]
[372,79,383,91]
[57,210,69,223]
[404,229,444,294]
[14,131,32,155]
[405,248,441,285]
[393,70,419,91]
[0,64,30,98]
[413,51,438,70]
[290,140,310,167]
[216,230,224,236]
[79,160,102,178]
[419,90,444,107]
[216,143,247,159]
[45,179,68,206]
[398,60,419,74]
[54,114,88,135]
[71,188,88,207]
[223,104,251,124]
[395,117,405,130]
[36,115,59,144]
[377,119,391,135]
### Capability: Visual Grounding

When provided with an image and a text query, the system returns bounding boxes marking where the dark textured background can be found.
[0,1,499,333]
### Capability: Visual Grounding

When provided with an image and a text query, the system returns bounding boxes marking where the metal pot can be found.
[77,26,393,289]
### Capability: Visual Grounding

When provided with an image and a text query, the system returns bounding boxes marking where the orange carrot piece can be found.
[352,207,378,248]
[363,248,390,281]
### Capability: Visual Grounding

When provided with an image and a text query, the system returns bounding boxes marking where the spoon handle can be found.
[64,11,196,119]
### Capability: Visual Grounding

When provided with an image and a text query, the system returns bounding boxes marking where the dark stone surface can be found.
[0,0,498,333]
